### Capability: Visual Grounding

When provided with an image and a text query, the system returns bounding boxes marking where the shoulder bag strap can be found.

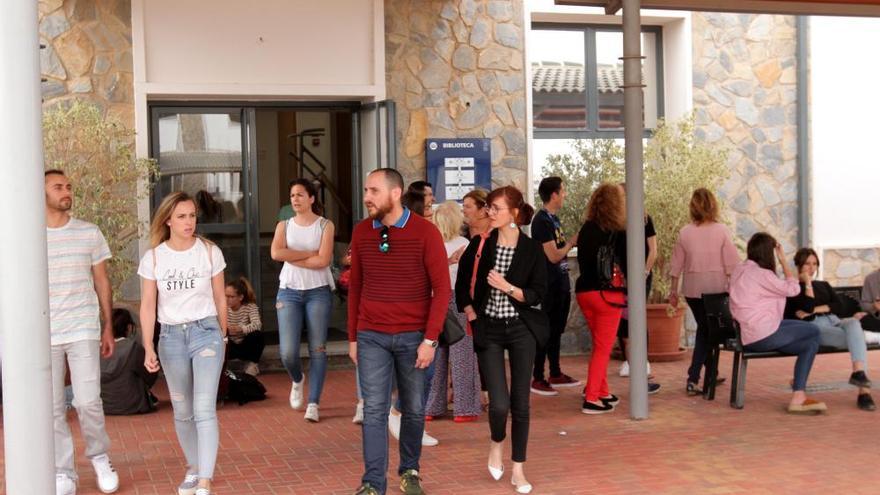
[469,233,489,300]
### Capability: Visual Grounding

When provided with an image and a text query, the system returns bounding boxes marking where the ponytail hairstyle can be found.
[486,185,535,226]
[289,178,324,216]
[226,276,256,305]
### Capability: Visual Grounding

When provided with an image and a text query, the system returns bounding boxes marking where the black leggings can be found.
[226,331,265,364]
[686,297,709,384]
[533,286,570,381]
[477,318,536,463]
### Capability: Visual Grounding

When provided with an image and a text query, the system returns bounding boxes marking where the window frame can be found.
[531,23,665,139]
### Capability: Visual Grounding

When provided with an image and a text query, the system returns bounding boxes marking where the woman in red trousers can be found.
[575,183,628,414]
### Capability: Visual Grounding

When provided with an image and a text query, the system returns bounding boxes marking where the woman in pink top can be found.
[669,189,740,395]
[729,232,825,414]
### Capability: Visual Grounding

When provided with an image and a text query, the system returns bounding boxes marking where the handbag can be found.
[439,307,466,347]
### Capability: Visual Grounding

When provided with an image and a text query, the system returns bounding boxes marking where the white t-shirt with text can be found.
[137,239,226,325]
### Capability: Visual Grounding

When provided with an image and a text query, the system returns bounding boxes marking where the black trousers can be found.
[533,284,570,381]
[227,331,265,364]
[686,297,709,384]
[477,318,535,463]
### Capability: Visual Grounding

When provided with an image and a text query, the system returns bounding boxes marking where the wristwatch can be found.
[507,286,515,296]
[422,338,438,348]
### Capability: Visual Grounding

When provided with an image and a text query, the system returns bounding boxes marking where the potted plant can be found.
[642,116,729,360]
[540,114,729,360]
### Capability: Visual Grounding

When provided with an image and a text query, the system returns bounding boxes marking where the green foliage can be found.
[537,138,625,236]
[644,115,730,301]
[538,114,730,302]
[43,100,159,299]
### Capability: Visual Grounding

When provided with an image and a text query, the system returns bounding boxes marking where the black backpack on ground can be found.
[221,370,267,405]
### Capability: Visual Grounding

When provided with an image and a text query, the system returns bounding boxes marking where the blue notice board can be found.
[425,138,491,203]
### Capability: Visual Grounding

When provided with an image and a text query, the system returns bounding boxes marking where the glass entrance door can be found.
[149,107,260,300]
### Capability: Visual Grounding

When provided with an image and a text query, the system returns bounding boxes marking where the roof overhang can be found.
[555,0,880,16]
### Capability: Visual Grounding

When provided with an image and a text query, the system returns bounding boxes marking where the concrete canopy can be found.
[556,0,880,16]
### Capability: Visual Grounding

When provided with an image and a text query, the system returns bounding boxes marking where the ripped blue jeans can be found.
[159,316,225,480]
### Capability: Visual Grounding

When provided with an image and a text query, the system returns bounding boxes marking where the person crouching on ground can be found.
[729,233,825,415]
[100,308,158,415]
[225,276,265,376]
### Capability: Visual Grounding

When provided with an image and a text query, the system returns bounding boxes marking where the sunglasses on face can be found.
[379,226,390,253]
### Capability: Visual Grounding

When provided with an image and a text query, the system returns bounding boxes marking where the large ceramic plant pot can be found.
[646,303,687,362]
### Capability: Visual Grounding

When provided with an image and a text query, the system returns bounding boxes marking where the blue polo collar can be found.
[372,207,412,229]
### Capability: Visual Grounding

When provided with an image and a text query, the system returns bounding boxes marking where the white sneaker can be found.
[866,331,880,345]
[90,454,119,493]
[388,412,401,440]
[422,431,439,447]
[620,361,651,377]
[289,379,304,410]
[177,472,199,495]
[304,403,320,422]
[352,402,364,424]
[244,362,260,376]
[56,473,76,495]
[194,489,211,495]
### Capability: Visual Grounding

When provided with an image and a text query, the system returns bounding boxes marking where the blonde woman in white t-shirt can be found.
[138,192,227,495]
[271,178,336,422]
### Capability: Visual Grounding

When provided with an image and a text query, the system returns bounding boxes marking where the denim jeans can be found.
[51,340,111,479]
[686,297,710,384]
[159,316,226,480]
[277,286,331,404]
[813,314,868,367]
[744,319,820,391]
[357,330,425,494]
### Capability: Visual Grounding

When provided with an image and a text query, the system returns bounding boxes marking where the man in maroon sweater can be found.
[349,168,451,495]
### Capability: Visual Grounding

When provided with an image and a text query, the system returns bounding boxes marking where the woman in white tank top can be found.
[270,179,335,423]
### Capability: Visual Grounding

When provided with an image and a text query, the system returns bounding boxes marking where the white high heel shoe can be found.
[511,479,533,494]
[488,464,504,481]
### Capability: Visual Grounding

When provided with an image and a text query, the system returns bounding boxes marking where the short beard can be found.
[367,201,392,221]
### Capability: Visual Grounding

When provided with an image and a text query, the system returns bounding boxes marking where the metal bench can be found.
[701,289,880,409]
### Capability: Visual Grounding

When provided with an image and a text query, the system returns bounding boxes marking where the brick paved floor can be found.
[3,352,880,494]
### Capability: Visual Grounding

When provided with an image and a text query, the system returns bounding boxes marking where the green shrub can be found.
[538,114,730,302]
[43,100,159,299]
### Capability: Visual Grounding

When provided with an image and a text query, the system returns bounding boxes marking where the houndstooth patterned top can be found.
[486,245,518,319]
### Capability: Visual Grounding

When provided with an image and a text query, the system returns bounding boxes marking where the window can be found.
[530,24,663,138]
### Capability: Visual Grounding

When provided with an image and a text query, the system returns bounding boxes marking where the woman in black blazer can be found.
[455,186,548,495]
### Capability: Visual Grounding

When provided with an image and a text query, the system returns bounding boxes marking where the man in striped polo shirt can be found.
[45,170,119,495]
[349,168,451,495]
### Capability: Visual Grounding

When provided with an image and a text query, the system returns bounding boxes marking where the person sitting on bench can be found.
[729,233,825,415]
[784,248,874,411]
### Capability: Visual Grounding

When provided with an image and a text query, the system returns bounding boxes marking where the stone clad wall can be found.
[692,13,799,251]
[39,0,134,127]
[823,248,880,288]
[385,0,528,189]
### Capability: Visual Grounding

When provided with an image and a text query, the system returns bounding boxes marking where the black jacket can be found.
[455,229,549,348]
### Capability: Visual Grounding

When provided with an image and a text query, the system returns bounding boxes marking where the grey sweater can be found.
[860,270,880,315]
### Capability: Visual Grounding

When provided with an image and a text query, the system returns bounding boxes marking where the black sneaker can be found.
[858,393,876,411]
[850,371,872,388]
[581,400,614,414]
[599,394,620,407]
[400,469,425,495]
[686,381,702,396]
[354,483,379,495]
[648,382,661,395]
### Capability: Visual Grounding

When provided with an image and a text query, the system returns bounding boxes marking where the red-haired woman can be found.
[456,186,548,494]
